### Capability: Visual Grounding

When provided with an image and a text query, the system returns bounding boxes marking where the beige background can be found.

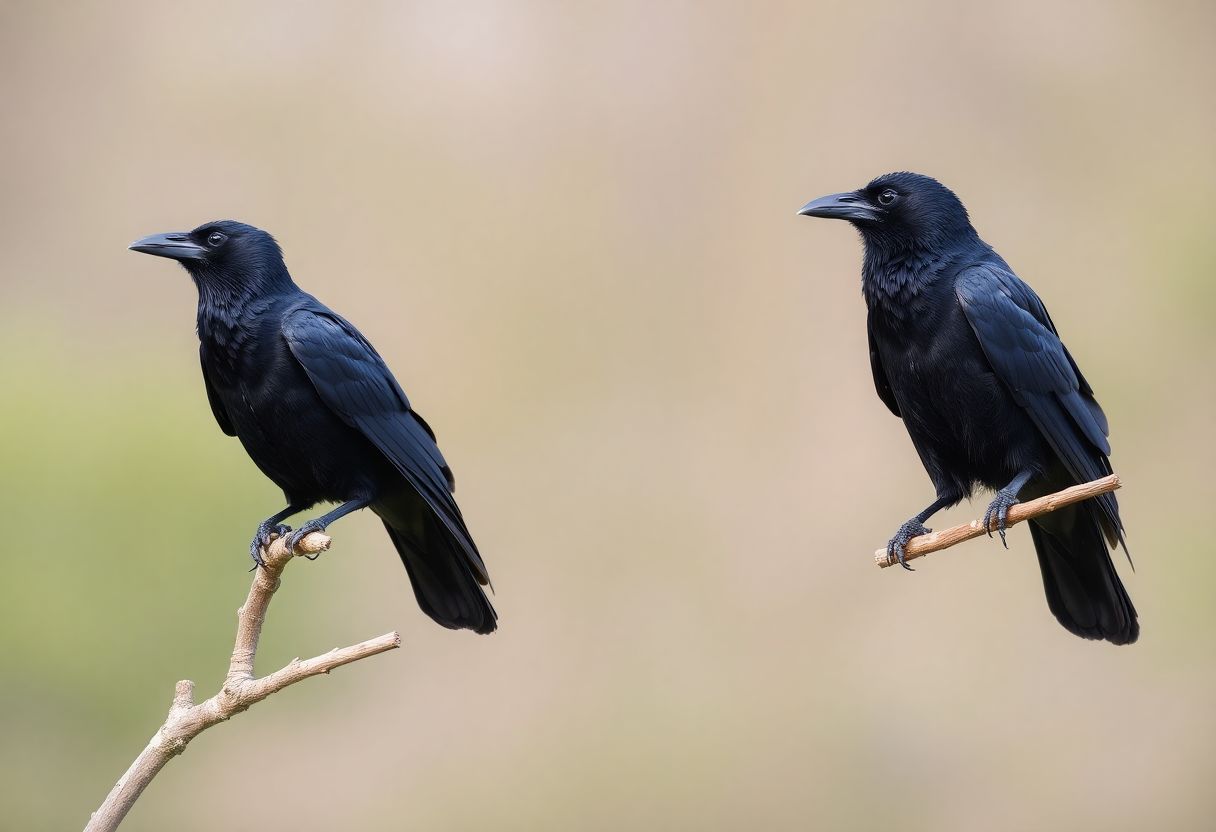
[2,2,1213,829]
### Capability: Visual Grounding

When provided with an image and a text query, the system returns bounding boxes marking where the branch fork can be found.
[85,533,400,832]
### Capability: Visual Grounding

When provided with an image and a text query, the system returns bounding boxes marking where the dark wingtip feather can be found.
[382,520,498,635]
[1029,507,1139,645]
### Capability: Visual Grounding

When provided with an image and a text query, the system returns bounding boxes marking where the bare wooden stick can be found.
[85,533,401,832]
[874,474,1121,569]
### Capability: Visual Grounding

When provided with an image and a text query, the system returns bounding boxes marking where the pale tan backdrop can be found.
[1,2,1213,829]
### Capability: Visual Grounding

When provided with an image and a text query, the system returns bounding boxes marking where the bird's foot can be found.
[886,519,931,571]
[249,522,293,568]
[982,489,1020,548]
[285,520,327,560]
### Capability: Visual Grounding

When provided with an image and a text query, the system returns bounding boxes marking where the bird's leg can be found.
[887,496,956,571]
[982,469,1034,548]
[285,498,373,559]
[250,503,309,568]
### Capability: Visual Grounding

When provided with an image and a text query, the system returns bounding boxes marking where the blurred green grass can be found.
[0,330,289,715]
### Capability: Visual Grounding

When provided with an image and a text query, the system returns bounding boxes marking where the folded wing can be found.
[955,264,1122,542]
[281,305,489,585]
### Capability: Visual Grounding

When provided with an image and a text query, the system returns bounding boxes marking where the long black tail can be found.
[382,519,497,635]
[1029,503,1138,644]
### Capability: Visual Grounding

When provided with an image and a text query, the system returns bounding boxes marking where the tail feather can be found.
[1029,503,1138,645]
[382,520,497,635]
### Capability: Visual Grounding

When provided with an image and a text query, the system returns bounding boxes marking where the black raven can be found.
[130,221,496,634]
[799,172,1137,644]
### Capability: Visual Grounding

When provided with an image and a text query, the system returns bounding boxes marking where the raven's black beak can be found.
[797,192,880,222]
[129,232,207,261]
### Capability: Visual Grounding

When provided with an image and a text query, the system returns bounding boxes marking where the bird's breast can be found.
[200,323,391,501]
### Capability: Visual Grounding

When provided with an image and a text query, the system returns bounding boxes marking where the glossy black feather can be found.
[281,306,490,586]
[866,313,900,417]
[200,346,236,436]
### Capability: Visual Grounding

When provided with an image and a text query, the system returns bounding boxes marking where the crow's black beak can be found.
[129,232,207,261]
[797,192,880,222]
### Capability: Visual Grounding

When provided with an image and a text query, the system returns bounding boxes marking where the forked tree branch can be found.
[85,533,400,832]
[874,474,1122,568]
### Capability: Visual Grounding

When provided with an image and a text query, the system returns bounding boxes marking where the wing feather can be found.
[281,306,487,583]
[867,314,901,417]
[199,347,236,436]
[955,265,1121,535]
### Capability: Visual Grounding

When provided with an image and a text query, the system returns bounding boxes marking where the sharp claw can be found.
[250,519,293,569]
[982,490,1019,549]
[887,519,928,571]
[282,522,326,558]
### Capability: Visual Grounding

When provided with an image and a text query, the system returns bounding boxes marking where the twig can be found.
[874,474,1122,569]
[85,533,400,832]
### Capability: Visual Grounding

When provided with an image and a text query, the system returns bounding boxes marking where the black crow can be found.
[799,172,1137,644]
[130,221,496,634]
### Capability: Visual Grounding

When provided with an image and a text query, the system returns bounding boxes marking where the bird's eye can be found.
[207,232,227,247]
[877,189,899,206]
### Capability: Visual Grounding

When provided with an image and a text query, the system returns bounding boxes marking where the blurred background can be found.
[2,1,1213,829]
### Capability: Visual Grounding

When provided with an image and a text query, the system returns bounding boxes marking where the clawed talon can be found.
[249,522,292,568]
[886,519,931,570]
[285,521,327,558]
[982,489,1020,548]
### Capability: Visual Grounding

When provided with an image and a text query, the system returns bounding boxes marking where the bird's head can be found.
[129,220,291,295]
[798,172,974,249]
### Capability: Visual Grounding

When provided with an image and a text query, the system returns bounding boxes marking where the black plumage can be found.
[800,172,1137,644]
[130,221,496,634]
